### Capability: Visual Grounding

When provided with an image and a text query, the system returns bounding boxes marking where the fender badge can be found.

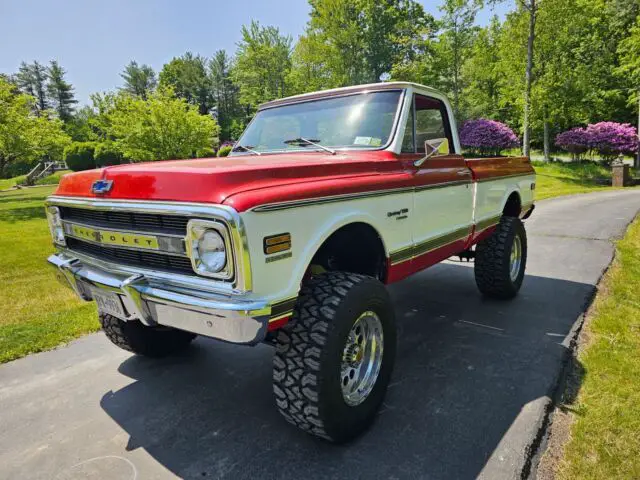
[92,179,113,194]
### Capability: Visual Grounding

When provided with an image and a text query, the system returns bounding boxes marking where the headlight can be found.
[46,206,66,246]
[198,230,226,272]
[186,220,233,279]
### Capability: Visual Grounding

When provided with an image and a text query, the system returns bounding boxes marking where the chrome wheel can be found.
[340,310,384,406]
[510,234,522,282]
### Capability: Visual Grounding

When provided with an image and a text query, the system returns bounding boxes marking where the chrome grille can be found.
[67,238,194,275]
[59,207,189,235]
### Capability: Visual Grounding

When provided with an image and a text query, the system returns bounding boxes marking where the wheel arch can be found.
[300,216,389,283]
[502,189,522,217]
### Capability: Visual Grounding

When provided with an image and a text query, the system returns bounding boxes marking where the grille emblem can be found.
[92,179,113,194]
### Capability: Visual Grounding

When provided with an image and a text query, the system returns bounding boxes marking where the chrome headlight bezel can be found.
[186,219,234,280]
[46,206,66,246]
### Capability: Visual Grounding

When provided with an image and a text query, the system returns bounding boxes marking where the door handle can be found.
[457,170,470,176]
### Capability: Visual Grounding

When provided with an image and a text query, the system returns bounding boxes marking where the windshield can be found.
[232,90,403,155]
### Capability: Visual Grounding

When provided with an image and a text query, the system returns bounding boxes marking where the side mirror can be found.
[414,138,449,167]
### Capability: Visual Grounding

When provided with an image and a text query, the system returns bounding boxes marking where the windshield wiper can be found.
[283,137,336,155]
[232,144,261,156]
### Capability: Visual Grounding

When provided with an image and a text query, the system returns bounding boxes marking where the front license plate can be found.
[92,289,127,320]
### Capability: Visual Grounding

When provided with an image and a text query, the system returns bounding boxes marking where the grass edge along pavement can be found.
[538,215,640,480]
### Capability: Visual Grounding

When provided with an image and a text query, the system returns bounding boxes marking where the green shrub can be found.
[94,142,122,167]
[2,161,32,179]
[196,147,215,158]
[64,142,97,171]
[217,145,232,157]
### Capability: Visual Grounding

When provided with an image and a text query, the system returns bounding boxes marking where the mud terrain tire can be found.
[273,272,396,443]
[99,313,196,357]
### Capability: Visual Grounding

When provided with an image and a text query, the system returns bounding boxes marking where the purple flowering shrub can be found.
[586,122,638,161]
[556,122,638,162]
[460,119,520,156]
[555,127,591,160]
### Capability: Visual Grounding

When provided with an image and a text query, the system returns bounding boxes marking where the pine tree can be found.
[209,50,241,140]
[31,61,49,113]
[120,61,157,99]
[14,61,49,114]
[15,62,36,97]
[46,61,77,122]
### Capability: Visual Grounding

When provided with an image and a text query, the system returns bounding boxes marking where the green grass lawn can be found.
[532,161,619,200]
[0,186,98,363]
[0,170,71,190]
[0,174,28,190]
[556,217,640,479]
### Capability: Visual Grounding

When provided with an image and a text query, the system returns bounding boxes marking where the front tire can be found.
[474,216,527,299]
[99,313,196,357]
[273,272,396,443]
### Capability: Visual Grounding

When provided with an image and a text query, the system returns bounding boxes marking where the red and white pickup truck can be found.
[46,82,535,442]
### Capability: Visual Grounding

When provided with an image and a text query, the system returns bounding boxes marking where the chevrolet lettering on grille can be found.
[69,224,160,250]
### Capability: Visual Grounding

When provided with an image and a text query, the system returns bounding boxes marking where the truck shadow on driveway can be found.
[100,262,588,479]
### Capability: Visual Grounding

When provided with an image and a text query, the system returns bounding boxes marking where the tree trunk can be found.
[522,0,536,158]
[636,91,640,170]
[543,120,550,162]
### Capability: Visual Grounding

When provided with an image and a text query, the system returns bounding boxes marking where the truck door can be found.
[398,93,474,272]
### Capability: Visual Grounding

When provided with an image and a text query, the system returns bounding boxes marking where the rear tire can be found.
[273,272,396,443]
[474,216,527,299]
[99,313,196,357]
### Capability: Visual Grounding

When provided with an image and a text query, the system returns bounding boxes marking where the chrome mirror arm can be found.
[414,150,436,167]
[413,138,449,167]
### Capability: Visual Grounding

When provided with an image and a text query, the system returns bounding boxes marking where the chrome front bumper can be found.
[48,253,271,345]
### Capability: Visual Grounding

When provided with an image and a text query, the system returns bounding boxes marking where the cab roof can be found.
[258,82,448,110]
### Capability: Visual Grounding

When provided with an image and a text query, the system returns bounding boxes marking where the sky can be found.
[0,0,512,106]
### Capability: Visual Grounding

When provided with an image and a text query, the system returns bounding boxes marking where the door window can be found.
[401,94,454,155]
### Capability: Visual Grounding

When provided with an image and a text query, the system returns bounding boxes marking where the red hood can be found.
[54,151,401,209]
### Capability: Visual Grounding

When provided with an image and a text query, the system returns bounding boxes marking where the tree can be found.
[159,52,212,114]
[296,0,436,89]
[485,0,539,156]
[232,21,293,107]
[14,61,49,114]
[0,77,69,176]
[105,88,219,161]
[520,0,537,157]
[463,16,502,120]
[120,61,156,99]
[437,0,481,118]
[287,33,339,94]
[209,50,242,140]
[65,105,98,142]
[616,15,640,167]
[46,61,77,122]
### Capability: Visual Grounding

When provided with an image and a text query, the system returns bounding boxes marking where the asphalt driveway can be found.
[1,189,639,480]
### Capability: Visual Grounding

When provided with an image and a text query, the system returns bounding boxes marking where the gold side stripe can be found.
[389,226,471,266]
[476,215,502,232]
[269,311,294,323]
